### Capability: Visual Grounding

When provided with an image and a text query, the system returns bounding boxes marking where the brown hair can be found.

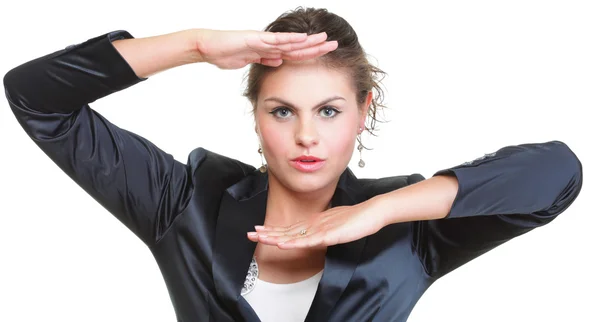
[243,7,387,145]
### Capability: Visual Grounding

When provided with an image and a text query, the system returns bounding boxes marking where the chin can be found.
[280,168,340,194]
[287,177,329,194]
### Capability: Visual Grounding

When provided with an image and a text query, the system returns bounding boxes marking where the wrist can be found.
[184,28,206,63]
[368,194,397,229]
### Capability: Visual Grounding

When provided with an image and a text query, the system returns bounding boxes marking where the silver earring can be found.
[258,146,267,173]
[357,135,365,168]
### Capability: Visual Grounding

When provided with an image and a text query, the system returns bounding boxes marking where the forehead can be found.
[258,60,354,102]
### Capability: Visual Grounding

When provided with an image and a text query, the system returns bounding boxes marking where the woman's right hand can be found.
[195,29,338,69]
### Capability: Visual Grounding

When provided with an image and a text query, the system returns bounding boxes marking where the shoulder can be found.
[358,173,426,199]
[186,147,256,188]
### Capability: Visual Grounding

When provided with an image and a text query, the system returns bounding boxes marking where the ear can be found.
[359,91,373,132]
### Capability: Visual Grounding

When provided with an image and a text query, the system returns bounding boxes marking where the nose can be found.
[294,119,319,147]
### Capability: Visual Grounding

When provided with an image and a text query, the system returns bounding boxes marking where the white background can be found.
[0,1,598,321]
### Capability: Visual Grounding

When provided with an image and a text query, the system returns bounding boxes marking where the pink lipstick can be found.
[290,155,325,173]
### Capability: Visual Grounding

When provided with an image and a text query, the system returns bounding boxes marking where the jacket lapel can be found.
[212,168,367,321]
[304,168,368,321]
[212,170,268,321]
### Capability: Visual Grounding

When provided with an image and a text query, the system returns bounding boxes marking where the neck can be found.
[264,172,338,226]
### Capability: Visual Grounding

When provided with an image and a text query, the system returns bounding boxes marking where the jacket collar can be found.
[212,167,367,321]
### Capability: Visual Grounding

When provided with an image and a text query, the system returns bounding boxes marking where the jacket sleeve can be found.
[3,30,193,247]
[413,140,583,279]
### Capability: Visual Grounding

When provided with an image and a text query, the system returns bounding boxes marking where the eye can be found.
[319,106,341,118]
[269,107,294,119]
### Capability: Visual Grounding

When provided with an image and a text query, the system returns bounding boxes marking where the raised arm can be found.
[3,28,338,246]
[3,29,202,246]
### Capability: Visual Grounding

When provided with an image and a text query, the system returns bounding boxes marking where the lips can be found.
[292,155,324,162]
[290,155,325,172]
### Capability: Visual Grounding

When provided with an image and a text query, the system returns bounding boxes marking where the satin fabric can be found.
[3,30,583,322]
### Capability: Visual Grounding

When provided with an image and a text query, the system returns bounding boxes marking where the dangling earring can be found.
[258,145,267,173]
[357,128,365,168]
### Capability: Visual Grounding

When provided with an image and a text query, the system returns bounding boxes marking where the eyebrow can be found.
[263,95,346,110]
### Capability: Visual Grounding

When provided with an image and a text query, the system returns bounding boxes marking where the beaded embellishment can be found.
[241,256,259,296]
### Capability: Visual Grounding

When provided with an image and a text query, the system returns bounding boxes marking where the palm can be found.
[196,29,338,69]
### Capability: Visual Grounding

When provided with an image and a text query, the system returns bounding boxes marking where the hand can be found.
[247,197,387,249]
[195,29,338,69]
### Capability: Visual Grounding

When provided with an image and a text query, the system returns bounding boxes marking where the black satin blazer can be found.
[3,30,583,322]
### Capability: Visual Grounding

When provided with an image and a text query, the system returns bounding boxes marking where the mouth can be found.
[290,155,326,172]
[292,156,324,162]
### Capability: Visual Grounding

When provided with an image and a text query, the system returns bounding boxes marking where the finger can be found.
[257,226,311,238]
[260,31,308,45]
[256,234,295,246]
[260,58,283,67]
[247,232,259,242]
[256,222,305,233]
[282,41,338,61]
[274,32,327,52]
[248,231,297,242]
[278,234,324,249]
[254,230,288,237]
[276,225,308,237]
[257,51,283,59]
[255,225,288,232]
[257,225,316,243]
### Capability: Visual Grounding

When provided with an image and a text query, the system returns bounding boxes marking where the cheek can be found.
[258,121,289,160]
[321,121,357,160]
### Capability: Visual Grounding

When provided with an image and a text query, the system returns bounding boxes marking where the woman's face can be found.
[255,60,371,194]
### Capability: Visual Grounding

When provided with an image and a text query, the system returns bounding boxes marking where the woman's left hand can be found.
[247,197,387,249]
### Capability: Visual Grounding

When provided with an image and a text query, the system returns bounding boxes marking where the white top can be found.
[242,270,324,322]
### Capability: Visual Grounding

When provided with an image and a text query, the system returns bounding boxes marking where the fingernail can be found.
[247,232,257,236]
[255,225,265,230]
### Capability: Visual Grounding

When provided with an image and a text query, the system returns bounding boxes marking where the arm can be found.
[111,29,202,78]
[4,28,337,246]
[3,29,201,246]
[376,140,583,278]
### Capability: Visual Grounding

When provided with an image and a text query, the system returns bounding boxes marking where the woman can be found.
[3,6,582,322]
